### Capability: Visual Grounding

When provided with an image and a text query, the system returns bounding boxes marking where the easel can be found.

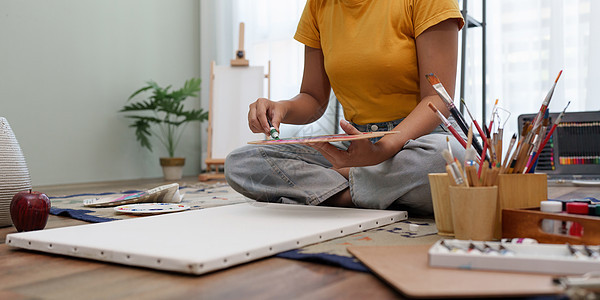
[199,23,270,181]
[230,22,249,67]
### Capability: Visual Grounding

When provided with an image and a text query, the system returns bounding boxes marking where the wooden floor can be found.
[1,177,599,299]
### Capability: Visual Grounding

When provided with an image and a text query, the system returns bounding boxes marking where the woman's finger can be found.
[340,120,362,135]
[310,142,347,168]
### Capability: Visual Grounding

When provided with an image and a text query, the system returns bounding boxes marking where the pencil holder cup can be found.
[450,185,498,241]
[495,173,547,239]
[428,173,453,236]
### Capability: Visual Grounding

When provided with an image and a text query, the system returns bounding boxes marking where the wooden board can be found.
[6,203,406,275]
[248,131,400,145]
[348,245,563,299]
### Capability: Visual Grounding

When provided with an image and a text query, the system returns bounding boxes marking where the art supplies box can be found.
[503,208,600,245]
[428,239,600,275]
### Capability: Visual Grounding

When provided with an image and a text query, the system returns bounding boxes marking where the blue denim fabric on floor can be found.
[225,117,465,215]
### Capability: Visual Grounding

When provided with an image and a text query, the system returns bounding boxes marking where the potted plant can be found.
[120,78,208,180]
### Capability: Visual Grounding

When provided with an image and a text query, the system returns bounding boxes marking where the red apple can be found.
[10,190,51,232]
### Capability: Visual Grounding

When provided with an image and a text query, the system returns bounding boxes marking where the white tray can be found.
[429,239,600,275]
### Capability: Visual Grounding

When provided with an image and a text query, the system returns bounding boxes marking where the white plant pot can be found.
[0,117,33,227]
[160,158,185,181]
[162,166,183,181]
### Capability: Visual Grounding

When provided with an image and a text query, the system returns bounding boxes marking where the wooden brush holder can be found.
[494,174,548,239]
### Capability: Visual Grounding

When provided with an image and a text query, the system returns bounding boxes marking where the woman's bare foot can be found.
[318,188,355,207]
[332,167,350,179]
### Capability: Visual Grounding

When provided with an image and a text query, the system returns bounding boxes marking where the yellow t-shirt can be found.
[294,0,464,125]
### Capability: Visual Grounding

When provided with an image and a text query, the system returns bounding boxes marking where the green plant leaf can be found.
[182,109,209,122]
[124,115,163,123]
[120,77,205,156]
[119,99,158,112]
[127,85,153,101]
[130,118,153,152]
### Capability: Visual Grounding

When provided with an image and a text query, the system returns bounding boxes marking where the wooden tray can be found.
[502,208,600,244]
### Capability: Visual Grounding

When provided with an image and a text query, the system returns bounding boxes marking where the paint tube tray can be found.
[428,239,600,275]
[502,208,600,245]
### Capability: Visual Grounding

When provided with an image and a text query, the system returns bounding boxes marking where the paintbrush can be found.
[428,102,467,148]
[447,136,467,186]
[446,136,454,158]
[500,133,517,173]
[478,126,491,177]
[466,125,473,149]
[486,99,499,163]
[523,134,540,173]
[460,99,490,161]
[514,129,537,173]
[525,101,571,173]
[526,110,551,173]
[426,74,484,156]
[531,70,563,131]
[495,128,503,165]
[464,153,480,186]
[486,124,496,165]
[507,122,532,173]
[464,126,480,186]
[516,71,562,173]
[442,149,466,186]
[461,99,487,145]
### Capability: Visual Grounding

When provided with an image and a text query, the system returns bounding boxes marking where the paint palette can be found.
[248,131,400,145]
[114,203,190,214]
[83,183,182,207]
[429,239,600,275]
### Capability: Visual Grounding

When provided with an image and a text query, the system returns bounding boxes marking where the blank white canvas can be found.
[211,65,265,159]
[6,203,406,275]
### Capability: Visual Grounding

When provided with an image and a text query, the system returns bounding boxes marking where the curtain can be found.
[463,0,599,141]
[201,0,338,139]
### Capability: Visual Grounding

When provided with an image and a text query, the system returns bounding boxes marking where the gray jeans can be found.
[224,118,466,215]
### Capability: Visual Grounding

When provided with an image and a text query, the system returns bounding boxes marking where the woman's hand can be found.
[310,120,399,169]
[248,98,287,136]
[247,46,332,136]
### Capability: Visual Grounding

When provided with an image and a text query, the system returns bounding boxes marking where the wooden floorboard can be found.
[0,245,401,299]
[0,176,402,299]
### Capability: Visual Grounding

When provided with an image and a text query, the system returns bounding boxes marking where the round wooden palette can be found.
[248,131,400,145]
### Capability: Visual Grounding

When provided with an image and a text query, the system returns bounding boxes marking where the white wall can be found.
[0,0,203,186]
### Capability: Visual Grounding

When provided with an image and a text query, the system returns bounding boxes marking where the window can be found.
[463,0,599,144]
